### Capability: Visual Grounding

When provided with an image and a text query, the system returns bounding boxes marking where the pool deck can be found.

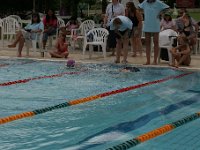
[0,42,200,70]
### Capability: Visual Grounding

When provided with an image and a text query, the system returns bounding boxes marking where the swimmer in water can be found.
[120,66,140,72]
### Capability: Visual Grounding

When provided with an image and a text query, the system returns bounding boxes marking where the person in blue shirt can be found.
[110,15,133,64]
[138,0,169,65]
[8,13,44,57]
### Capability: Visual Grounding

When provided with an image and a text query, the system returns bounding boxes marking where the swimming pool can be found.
[0,58,200,150]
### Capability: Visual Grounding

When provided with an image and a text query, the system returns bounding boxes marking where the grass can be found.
[189,12,200,21]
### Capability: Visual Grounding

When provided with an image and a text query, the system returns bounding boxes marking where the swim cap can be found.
[66,59,75,67]
[124,66,140,72]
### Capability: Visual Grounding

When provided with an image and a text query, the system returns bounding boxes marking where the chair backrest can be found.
[159,29,178,47]
[0,18,3,28]
[0,18,3,25]
[86,28,109,43]
[79,20,95,35]
[0,18,3,39]
[77,17,82,24]
[57,17,65,28]
[2,17,20,35]
[8,15,22,28]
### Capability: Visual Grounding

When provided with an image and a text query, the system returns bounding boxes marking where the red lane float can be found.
[0,72,193,125]
[0,71,84,86]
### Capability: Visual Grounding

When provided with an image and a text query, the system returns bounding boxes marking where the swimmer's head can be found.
[66,59,75,68]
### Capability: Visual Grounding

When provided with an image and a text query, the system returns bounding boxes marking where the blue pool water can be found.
[0,58,200,150]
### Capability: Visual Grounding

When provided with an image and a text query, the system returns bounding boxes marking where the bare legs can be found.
[145,32,151,65]
[144,32,159,65]
[8,31,25,57]
[49,51,69,58]
[132,37,143,57]
[122,38,129,63]
[171,52,191,68]
[115,39,122,63]
[115,38,129,63]
[153,33,159,65]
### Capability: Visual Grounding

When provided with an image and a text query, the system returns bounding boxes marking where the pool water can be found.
[0,58,200,150]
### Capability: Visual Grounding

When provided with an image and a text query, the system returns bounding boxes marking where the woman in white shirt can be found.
[8,13,44,57]
[110,16,133,63]
[104,0,125,56]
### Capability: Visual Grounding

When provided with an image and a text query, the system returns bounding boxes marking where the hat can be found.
[66,59,75,68]
[164,12,171,16]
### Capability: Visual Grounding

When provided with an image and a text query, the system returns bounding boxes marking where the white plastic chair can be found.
[65,19,81,39]
[0,18,3,41]
[83,28,109,59]
[26,33,46,57]
[158,29,178,65]
[2,17,20,47]
[57,17,65,34]
[194,26,200,54]
[48,17,65,48]
[70,20,95,50]
[195,37,200,54]
[8,15,22,28]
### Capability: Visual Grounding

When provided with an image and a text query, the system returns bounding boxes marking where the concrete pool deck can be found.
[0,43,200,70]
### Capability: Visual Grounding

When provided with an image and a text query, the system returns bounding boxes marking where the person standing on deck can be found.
[104,0,125,56]
[138,0,169,65]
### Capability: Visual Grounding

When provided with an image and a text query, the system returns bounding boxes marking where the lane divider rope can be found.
[106,112,200,150]
[0,72,193,125]
[0,61,35,68]
[0,71,85,86]
[0,64,9,68]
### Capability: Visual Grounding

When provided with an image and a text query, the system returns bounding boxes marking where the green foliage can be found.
[190,12,200,21]
[80,0,96,6]
[163,0,175,8]
[102,0,108,13]
[0,0,110,17]
[0,0,59,14]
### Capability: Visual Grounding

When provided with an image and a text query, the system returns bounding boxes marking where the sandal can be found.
[114,60,120,63]
[131,54,137,57]
[121,60,128,64]
[8,44,16,48]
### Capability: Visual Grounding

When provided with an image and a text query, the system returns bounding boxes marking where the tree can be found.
[164,0,175,7]
[102,0,108,13]
[0,0,60,15]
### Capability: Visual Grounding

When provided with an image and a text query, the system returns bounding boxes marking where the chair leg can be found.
[26,47,30,56]
[83,43,87,55]
[48,36,53,49]
[195,39,200,55]
[102,45,106,58]
[158,48,161,63]
[72,40,76,51]
[89,45,93,59]
[167,47,172,65]
[32,40,38,56]
[2,36,4,48]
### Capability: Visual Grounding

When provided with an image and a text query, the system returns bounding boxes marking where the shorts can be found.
[115,29,132,39]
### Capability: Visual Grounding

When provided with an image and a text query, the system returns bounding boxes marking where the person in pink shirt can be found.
[160,13,175,31]
[42,9,58,49]
[60,17,79,35]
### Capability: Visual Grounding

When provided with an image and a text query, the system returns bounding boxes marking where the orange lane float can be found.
[0,72,193,125]
[107,113,200,150]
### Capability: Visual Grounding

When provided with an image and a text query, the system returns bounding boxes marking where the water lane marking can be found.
[0,72,193,125]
